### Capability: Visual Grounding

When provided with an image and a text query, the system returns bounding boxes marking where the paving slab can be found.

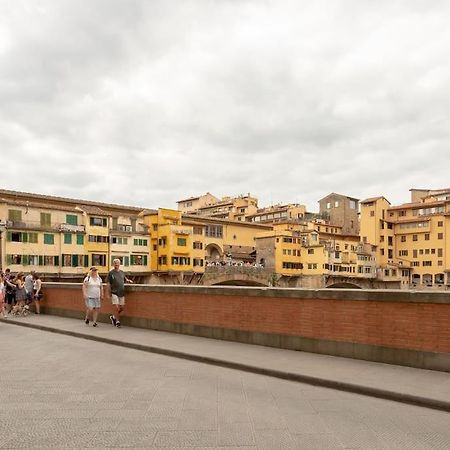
[2,314,450,411]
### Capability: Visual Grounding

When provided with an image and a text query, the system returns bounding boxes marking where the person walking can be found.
[4,270,16,316]
[0,274,6,318]
[82,267,103,327]
[24,271,35,305]
[14,272,27,311]
[107,258,133,328]
[32,272,43,314]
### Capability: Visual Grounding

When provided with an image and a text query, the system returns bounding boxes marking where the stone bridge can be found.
[202,266,274,286]
[202,267,399,289]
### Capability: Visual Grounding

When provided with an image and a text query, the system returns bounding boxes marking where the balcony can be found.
[6,220,85,232]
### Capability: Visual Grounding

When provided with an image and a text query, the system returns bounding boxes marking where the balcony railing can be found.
[6,220,85,232]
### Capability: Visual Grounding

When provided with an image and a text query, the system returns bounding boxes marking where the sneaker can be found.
[85,318,89,325]
[109,315,117,326]
[92,322,98,327]
[115,321,121,328]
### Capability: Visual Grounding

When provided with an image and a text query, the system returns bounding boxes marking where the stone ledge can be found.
[42,283,450,304]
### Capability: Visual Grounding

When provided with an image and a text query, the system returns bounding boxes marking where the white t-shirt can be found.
[83,275,102,298]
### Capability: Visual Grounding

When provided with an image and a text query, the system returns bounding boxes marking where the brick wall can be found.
[42,284,450,355]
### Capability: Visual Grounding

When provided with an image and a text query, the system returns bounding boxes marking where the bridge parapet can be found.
[203,265,273,286]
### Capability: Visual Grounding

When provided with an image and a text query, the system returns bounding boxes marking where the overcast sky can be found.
[1,0,449,212]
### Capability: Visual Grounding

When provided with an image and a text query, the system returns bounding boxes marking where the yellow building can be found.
[0,189,150,279]
[255,220,376,280]
[246,203,307,224]
[360,189,450,288]
[176,192,219,214]
[143,208,197,273]
[182,193,258,221]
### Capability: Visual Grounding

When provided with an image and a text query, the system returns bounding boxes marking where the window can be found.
[422,261,432,267]
[388,236,393,246]
[399,250,408,256]
[112,236,128,245]
[438,221,443,227]
[88,235,109,243]
[7,232,38,243]
[152,224,158,231]
[326,202,331,209]
[334,201,339,207]
[91,254,106,266]
[171,256,190,265]
[399,210,406,217]
[307,249,314,254]
[62,254,87,267]
[349,200,357,209]
[438,248,443,257]
[133,238,148,246]
[64,233,72,244]
[131,255,147,266]
[158,256,167,265]
[158,237,167,247]
[193,258,204,267]
[177,238,187,246]
[413,235,418,241]
[44,233,54,245]
[438,233,443,239]
[8,209,22,222]
[90,217,107,227]
[193,226,203,235]
[40,213,51,227]
[77,234,84,245]
[282,262,302,269]
[66,214,78,225]
[425,233,430,241]
[370,211,375,217]
[400,235,406,242]
[438,260,443,266]
[205,225,223,238]
[193,241,203,250]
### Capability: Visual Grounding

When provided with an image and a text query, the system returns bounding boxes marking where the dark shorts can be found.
[26,291,33,302]
[5,292,16,305]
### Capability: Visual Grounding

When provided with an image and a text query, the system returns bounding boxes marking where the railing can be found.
[6,220,85,232]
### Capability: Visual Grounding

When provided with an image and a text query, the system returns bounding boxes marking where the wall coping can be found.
[43,283,450,304]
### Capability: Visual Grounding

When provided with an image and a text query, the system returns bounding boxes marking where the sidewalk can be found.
[2,314,450,412]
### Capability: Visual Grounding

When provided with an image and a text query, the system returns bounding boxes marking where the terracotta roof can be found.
[360,196,390,204]
[176,195,201,203]
[75,205,111,216]
[388,199,447,210]
[392,217,431,224]
[318,192,359,202]
[182,214,272,229]
[0,198,80,213]
[0,189,145,212]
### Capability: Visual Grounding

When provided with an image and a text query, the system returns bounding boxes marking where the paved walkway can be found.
[1,314,450,412]
[1,319,450,449]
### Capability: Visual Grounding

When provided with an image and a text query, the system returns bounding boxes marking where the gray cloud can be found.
[1,0,450,212]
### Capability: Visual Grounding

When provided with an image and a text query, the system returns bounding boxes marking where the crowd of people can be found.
[206,260,265,268]
[0,269,43,318]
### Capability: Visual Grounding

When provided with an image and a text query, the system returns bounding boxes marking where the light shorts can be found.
[85,297,101,309]
[111,294,125,306]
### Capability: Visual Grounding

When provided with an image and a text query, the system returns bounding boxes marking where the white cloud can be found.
[1,0,449,211]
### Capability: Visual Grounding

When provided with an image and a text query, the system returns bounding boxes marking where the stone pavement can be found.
[1,321,450,449]
[2,314,450,412]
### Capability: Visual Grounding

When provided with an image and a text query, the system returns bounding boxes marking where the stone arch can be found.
[205,243,223,261]
[326,282,362,289]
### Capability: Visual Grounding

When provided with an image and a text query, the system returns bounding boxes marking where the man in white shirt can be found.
[82,267,103,327]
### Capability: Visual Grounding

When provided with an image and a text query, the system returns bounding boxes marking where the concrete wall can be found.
[41,283,450,372]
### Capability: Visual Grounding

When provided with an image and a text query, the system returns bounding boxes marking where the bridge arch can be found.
[326,282,362,289]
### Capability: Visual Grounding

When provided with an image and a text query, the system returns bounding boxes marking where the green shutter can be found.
[84,255,89,267]
[22,232,28,243]
[6,255,12,264]
[66,214,78,225]
[64,233,72,244]
[71,255,77,267]
[124,256,129,266]
[54,256,59,266]
[7,232,12,241]
[77,234,84,245]
[38,255,43,265]
[44,234,54,245]
[143,255,148,266]
[23,255,29,266]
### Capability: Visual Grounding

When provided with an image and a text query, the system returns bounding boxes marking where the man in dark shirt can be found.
[106,259,133,328]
